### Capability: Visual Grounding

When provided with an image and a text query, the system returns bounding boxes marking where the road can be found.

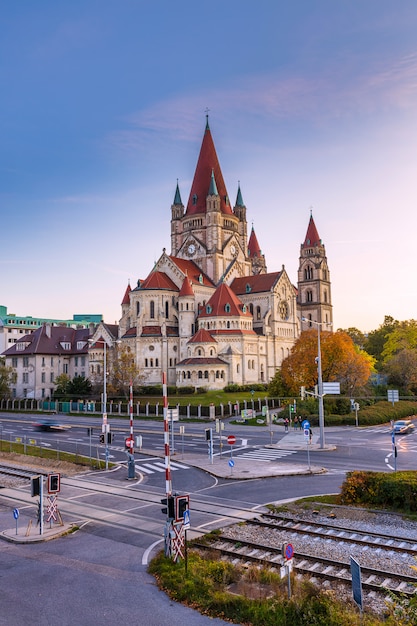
[1,412,416,625]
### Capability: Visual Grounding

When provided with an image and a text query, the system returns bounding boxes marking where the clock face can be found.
[230,245,236,255]
[279,301,289,320]
[187,244,196,255]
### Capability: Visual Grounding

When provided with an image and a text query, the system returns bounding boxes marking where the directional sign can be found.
[227,435,236,445]
[183,509,190,530]
[228,459,235,468]
[302,420,310,429]
[13,508,19,520]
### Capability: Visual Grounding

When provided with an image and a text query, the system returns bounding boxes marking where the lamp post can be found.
[301,317,331,449]
[103,340,109,469]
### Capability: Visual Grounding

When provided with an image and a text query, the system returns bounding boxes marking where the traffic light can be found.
[161,495,175,519]
[106,432,113,444]
[48,473,60,493]
[100,434,105,444]
[31,475,41,497]
[205,428,213,441]
[300,386,306,400]
[175,494,190,521]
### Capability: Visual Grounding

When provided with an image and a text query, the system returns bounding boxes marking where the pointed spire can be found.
[235,182,244,207]
[121,282,131,305]
[208,169,218,195]
[303,212,321,247]
[173,179,182,205]
[186,118,232,216]
[248,226,262,258]
[179,273,194,297]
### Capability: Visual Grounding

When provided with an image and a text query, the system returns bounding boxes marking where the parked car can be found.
[32,419,70,432]
[392,420,415,435]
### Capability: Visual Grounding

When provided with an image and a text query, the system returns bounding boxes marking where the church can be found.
[118,117,332,390]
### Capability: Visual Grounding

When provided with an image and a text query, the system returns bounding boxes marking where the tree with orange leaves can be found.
[279,330,374,396]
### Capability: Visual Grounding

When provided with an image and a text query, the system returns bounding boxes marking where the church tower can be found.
[248,225,267,275]
[170,116,252,284]
[297,213,332,326]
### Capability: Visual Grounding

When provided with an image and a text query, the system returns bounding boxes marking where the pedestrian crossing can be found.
[135,460,190,475]
[235,448,298,462]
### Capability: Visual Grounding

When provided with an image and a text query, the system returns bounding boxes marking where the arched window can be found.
[324,290,328,303]
[225,303,231,313]
[256,306,261,320]
[204,371,208,379]
[165,301,169,318]
[237,363,240,373]
[249,303,254,315]
[136,301,140,316]
[306,290,313,302]
[150,300,155,319]
[304,266,313,280]
[198,370,203,379]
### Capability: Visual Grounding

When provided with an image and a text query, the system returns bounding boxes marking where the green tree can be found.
[381,319,417,363]
[384,349,417,394]
[67,376,92,397]
[0,357,17,398]
[338,327,366,348]
[364,315,399,370]
[53,373,71,399]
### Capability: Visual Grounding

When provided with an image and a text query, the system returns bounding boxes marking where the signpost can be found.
[350,556,363,614]
[13,508,19,535]
[302,420,311,470]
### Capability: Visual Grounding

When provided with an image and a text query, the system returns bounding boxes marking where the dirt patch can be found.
[0,451,90,478]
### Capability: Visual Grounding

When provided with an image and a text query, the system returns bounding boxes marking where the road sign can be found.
[13,508,19,520]
[304,428,310,439]
[302,420,310,429]
[228,459,235,467]
[350,556,363,610]
[183,509,190,530]
[285,543,294,560]
[227,435,236,445]
[323,382,340,395]
[125,437,135,449]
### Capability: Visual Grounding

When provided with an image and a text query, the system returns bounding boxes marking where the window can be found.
[145,358,148,367]
[50,373,54,382]
[155,358,159,367]
[136,301,140,316]
[206,305,212,314]
[246,283,251,293]
[81,356,85,366]
[41,372,45,383]
[42,357,45,366]
[23,373,29,383]
[51,357,54,366]
[198,371,203,379]
[12,357,17,367]
[256,306,261,320]
[75,357,78,367]
[225,303,231,313]
[204,371,208,379]
[23,357,29,367]
[306,290,313,302]
[165,301,169,318]
[192,193,197,205]
[63,364,69,374]
[150,300,155,319]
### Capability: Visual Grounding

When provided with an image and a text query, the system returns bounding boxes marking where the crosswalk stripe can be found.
[134,460,191,475]
[237,449,297,461]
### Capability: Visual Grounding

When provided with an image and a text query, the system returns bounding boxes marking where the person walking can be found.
[284,418,289,432]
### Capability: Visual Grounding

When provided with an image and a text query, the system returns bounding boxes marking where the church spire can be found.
[303,212,321,248]
[208,169,218,195]
[235,183,244,207]
[173,180,182,205]
[185,118,232,217]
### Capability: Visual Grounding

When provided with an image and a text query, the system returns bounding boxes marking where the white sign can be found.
[183,510,190,529]
[323,382,340,395]
[168,408,179,421]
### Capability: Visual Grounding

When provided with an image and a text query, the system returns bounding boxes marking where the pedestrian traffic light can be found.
[175,494,189,521]
[161,495,175,519]
[48,473,60,493]
[31,475,41,497]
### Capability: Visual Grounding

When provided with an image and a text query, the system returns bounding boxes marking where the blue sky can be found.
[1,1,417,332]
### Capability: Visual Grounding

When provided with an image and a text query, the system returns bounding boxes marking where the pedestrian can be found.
[309,427,313,443]
[293,415,298,430]
[284,418,289,432]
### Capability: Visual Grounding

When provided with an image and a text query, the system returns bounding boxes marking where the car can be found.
[32,419,70,432]
[392,420,415,435]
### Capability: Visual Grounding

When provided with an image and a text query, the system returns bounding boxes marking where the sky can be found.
[1,1,417,333]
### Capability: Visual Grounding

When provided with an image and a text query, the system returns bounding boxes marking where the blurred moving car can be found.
[392,419,415,435]
[33,419,70,432]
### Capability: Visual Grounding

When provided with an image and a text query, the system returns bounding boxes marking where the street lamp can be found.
[301,317,332,449]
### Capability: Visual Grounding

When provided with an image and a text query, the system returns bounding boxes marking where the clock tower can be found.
[170,116,252,284]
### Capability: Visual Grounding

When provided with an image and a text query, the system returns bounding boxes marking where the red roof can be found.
[169,256,215,287]
[185,121,233,217]
[199,282,252,318]
[121,283,131,305]
[139,271,178,291]
[188,328,216,343]
[231,272,282,295]
[176,357,227,366]
[140,326,178,337]
[303,214,321,247]
[179,275,194,297]
[248,227,262,258]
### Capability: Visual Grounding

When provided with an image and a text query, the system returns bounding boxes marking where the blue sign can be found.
[183,510,190,527]
[285,543,294,560]
[228,459,235,467]
[13,508,19,520]
[302,420,310,429]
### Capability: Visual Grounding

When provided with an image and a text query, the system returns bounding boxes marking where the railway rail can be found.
[0,463,42,482]
[247,511,417,555]
[192,532,417,598]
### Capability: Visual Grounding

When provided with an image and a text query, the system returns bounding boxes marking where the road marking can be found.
[135,460,190,475]
[235,448,298,462]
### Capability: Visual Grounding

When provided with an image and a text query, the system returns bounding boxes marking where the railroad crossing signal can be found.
[175,494,190,522]
[31,475,41,497]
[161,495,175,519]
[47,473,60,493]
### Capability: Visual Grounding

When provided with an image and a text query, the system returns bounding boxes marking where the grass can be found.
[0,439,106,469]
[149,549,394,625]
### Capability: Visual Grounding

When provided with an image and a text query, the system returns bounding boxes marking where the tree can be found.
[381,320,417,363]
[338,327,366,349]
[67,376,92,397]
[364,315,399,370]
[280,330,374,395]
[107,345,144,398]
[384,349,417,393]
[53,374,71,399]
[0,357,17,398]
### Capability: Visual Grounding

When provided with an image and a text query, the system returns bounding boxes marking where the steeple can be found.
[235,183,244,207]
[298,211,332,327]
[208,169,218,196]
[173,180,182,205]
[248,225,267,275]
[185,119,232,216]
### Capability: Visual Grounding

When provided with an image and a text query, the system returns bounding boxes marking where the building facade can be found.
[118,118,332,389]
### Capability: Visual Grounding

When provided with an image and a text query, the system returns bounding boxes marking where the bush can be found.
[340,471,417,513]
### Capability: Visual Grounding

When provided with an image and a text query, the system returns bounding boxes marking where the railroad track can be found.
[192,533,417,597]
[0,463,45,482]
[247,511,417,555]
